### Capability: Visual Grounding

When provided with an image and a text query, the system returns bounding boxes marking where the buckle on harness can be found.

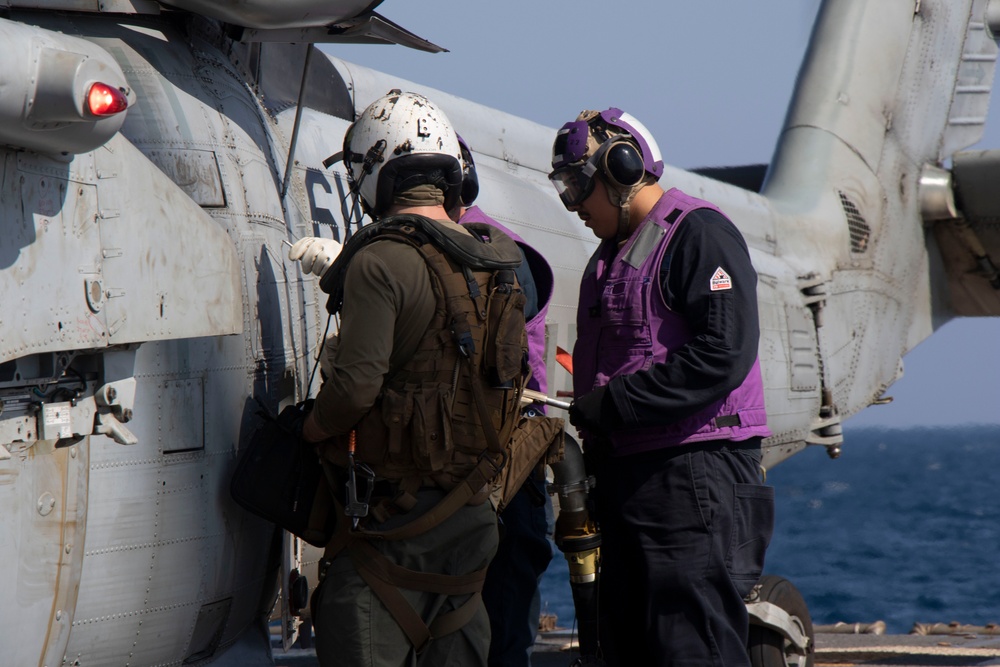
[451,317,476,358]
[345,453,375,530]
[478,448,509,476]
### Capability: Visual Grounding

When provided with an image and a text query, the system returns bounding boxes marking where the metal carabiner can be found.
[344,431,374,529]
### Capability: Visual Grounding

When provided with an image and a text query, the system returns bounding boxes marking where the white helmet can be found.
[342,90,463,216]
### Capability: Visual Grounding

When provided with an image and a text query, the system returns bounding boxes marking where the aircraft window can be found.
[257,43,353,121]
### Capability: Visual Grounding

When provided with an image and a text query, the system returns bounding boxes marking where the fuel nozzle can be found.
[554,504,601,583]
[549,434,603,659]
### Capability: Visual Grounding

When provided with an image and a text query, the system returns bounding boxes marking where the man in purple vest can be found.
[455,135,556,667]
[549,108,775,667]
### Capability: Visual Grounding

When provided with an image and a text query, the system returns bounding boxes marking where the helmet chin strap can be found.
[605,178,647,242]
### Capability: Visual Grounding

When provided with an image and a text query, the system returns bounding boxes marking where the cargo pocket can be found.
[707,291,735,350]
[410,384,454,472]
[380,388,413,464]
[726,482,775,598]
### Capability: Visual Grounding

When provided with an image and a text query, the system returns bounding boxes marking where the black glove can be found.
[568,385,622,438]
[276,400,314,440]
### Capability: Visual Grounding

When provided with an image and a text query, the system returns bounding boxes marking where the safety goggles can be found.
[549,160,599,208]
[549,136,636,208]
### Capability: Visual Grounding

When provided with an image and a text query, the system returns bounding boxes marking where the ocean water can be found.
[538,425,1000,635]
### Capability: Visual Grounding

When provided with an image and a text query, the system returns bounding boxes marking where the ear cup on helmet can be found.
[457,136,480,206]
[461,170,479,207]
[603,140,645,187]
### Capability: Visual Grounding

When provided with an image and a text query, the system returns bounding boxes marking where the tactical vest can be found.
[322,215,528,489]
[575,189,771,456]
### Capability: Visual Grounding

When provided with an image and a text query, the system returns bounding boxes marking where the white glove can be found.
[288,237,343,278]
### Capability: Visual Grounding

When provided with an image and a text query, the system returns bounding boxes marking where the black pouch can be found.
[230,411,336,547]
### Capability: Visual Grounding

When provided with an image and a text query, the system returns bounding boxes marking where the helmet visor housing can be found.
[548,107,664,209]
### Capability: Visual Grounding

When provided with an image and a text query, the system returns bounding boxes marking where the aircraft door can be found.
[0,436,89,667]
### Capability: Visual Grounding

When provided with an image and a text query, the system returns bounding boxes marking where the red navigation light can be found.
[87,82,128,116]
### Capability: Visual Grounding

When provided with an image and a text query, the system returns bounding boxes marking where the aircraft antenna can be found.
[280,45,315,200]
[306,313,335,396]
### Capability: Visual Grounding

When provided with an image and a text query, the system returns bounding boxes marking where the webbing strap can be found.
[354,452,501,541]
[353,539,487,594]
[351,548,433,652]
[348,535,488,653]
[319,460,353,562]
[368,475,420,523]
[428,591,482,643]
[426,591,483,653]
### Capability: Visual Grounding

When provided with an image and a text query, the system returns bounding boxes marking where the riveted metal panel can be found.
[786,305,820,392]
[96,135,242,344]
[159,378,205,454]
[0,152,108,364]
[143,148,227,208]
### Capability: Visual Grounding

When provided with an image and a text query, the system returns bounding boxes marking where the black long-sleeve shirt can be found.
[607,207,761,428]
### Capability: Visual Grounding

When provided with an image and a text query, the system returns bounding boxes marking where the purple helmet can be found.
[549,108,664,208]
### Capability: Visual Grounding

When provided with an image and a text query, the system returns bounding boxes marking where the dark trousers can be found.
[482,477,554,667]
[592,439,774,667]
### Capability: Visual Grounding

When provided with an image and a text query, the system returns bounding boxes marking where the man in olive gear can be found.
[289,90,530,667]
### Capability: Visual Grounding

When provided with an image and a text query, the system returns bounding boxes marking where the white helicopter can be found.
[1,1,998,666]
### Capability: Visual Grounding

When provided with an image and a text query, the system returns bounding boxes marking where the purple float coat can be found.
[459,205,554,398]
[574,189,770,456]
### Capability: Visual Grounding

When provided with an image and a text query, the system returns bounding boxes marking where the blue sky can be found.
[325,1,1000,428]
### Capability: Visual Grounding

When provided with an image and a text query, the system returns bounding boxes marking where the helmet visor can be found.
[549,161,597,208]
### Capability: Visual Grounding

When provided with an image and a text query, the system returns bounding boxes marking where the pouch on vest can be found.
[484,268,528,388]
[489,414,565,514]
[376,382,456,473]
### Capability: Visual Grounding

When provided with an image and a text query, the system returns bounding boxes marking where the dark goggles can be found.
[549,161,598,208]
[549,135,644,208]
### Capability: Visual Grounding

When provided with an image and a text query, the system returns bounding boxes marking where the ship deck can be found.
[273,624,1000,666]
